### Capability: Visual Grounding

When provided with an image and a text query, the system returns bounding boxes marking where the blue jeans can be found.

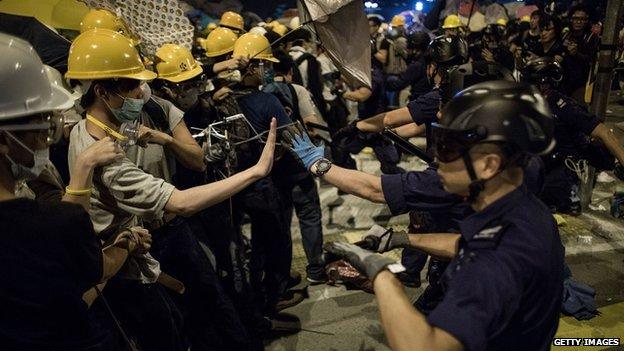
[279,174,325,278]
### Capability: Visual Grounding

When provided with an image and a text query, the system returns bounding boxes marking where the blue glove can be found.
[282,123,325,170]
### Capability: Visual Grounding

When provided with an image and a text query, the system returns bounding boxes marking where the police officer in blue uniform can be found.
[521,57,624,214]
[335,36,469,146]
[333,36,469,293]
[322,81,564,351]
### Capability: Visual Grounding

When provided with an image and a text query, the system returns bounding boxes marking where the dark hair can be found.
[570,5,590,18]
[263,29,281,47]
[530,10,541,19]
[80,78,141,109]
[272,50,295,75]
[368,16,382,27]
[539,14,562,38]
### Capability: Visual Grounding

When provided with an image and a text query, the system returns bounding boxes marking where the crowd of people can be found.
[0,0,621,350]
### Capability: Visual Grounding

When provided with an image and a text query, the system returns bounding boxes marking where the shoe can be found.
[287,271,302,290]
[396,272,421,288]
[306,273,327,285]
[275,291,305,312]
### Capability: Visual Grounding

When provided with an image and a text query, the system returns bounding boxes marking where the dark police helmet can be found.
[407,31,430,51]
[446,61,514,101]
[521,56,563,87]
[426,35,469,68]
[433,81,555,163]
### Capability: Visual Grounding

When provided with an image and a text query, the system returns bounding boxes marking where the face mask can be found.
[3,132,50,181]
[175,91,200,111]
[106,92,145,123]
[140,82,152,103]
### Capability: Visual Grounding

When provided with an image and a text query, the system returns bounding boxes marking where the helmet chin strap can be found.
[461,151,506,203]
[462,152,485,202]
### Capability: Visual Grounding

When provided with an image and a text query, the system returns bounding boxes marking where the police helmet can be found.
[433,80,555,163]
[446,61,515,100]
[426,35,469,68]
[521,57,563,87]
[407,31,430,52]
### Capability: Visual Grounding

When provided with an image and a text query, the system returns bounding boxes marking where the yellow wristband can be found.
[65,187,92,196]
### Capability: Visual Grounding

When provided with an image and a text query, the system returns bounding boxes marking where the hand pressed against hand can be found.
[254,117,277,177]
[129,226,152,254]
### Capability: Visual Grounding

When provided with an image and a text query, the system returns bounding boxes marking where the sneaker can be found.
[275,291,305,312]
[306,273,327,285]
[287,271,302,290]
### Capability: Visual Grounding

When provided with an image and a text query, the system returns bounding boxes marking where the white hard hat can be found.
[288,16,300,29]
[0,33,74,121]
[249,26,268,35]
[44,65,82,101]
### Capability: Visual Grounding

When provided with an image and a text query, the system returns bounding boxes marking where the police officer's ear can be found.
[471,144,504,179]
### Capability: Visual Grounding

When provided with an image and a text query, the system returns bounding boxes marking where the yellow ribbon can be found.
[86,114,128,142]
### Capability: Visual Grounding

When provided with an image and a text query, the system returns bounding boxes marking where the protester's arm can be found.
[343,86,372,103]
[165,118,277,216]
[375,48,389,65]
[212,56,249,74]
[64,137,124,210]
[374,271,464,351]
[591,123,624,166]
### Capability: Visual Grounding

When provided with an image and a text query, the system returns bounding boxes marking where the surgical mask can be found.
[3,132,50,181]
[140,82,152,103]
[175,91,200,111]
[106,92,145,123]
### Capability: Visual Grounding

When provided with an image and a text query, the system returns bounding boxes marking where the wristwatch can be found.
[311,158,332,177]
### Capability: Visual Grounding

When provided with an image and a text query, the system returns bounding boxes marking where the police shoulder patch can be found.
[472,225,504,240]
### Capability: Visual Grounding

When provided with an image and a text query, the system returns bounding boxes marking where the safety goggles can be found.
[431,123,485,162]
[0,113,64,146]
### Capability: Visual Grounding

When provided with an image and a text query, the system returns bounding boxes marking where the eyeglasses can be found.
[0,113,64,145]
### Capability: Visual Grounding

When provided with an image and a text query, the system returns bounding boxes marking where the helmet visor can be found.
[431,123,483,162]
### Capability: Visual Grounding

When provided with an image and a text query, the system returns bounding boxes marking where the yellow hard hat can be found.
[232,33,278,62]
[50,0,89,30]
[272,24,288,36]
[442,14,462,29]
[202,27,238,57]
[220,11,244,31]
[65,29,156,81]
[80,9,139,45]
[390,15,406,27]
[520,15,531,23]
[496,18,508,27]
[155,44,203,83]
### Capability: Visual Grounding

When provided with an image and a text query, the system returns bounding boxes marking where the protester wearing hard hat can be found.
[66,25,276,351]
[80,8,140,45]
[0,31,138,351]
[153,43,206,111]
[442,14,463,37]
[219,10,245,33]
[230,32,307,313]
[197,26,249,81]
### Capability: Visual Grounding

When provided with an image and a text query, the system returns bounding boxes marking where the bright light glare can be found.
[415,1,423,11]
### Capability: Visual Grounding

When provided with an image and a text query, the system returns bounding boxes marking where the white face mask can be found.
[3,132,50,181]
